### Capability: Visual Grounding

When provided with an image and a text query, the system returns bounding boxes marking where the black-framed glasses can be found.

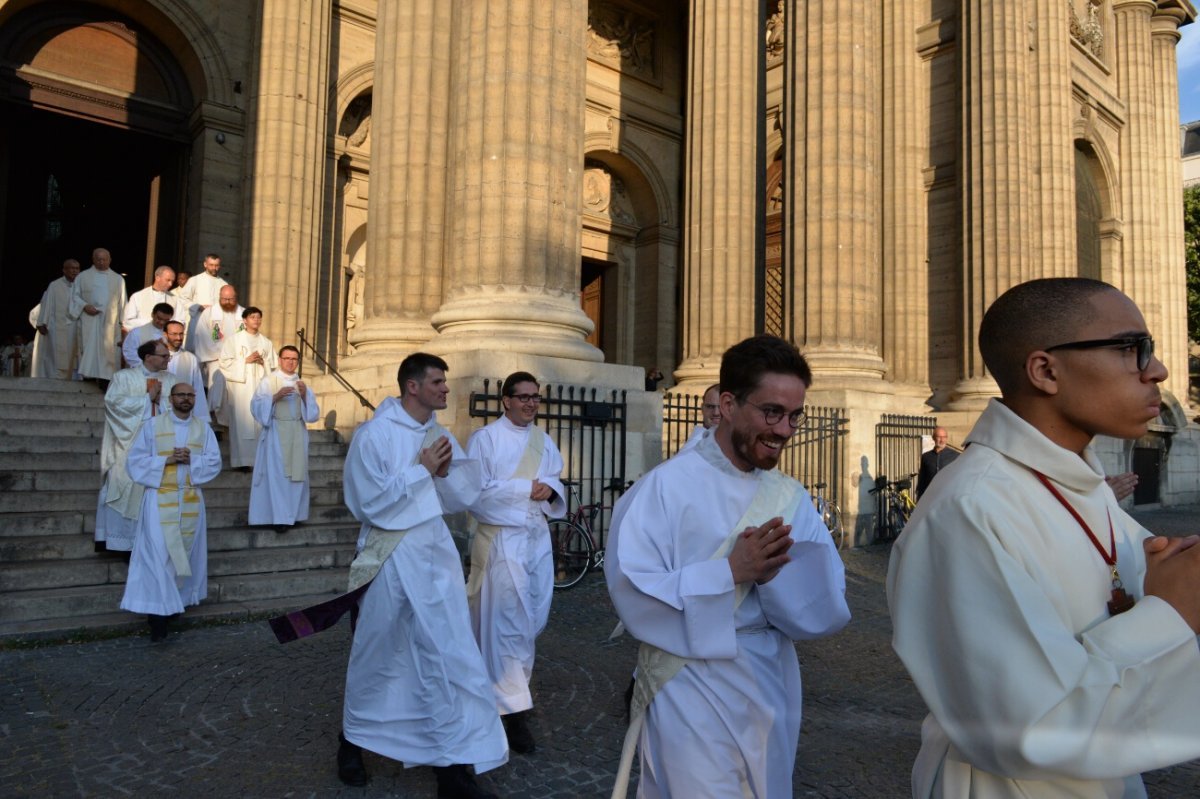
[507,393,541,404]
[1044,336,1154,372]
[742,399,806,429]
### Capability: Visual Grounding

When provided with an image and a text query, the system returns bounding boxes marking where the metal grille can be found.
[874,414,937,534]
[469,381,627,550]
[661,392,704,458]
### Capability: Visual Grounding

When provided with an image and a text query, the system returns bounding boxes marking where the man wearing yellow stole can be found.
[120,383,222,641]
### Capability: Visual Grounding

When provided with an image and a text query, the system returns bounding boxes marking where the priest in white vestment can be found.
[336,353,507,796]
[33,258,81,379]
[68,248,126,382]
[606,335,850,799]
[119,382,220,641]
[678,382,722,454]
[888,278,1200,799]
[248,346,319,528]
[95,341,178,552]
[120,303,174,368]
[216,307,275,468]
[123,265,183,333]
[192,285,244,417]
[179,253,228,352]
[465,371,565,754]
[163,321,209,423]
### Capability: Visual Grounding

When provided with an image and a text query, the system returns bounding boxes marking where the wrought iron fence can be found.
[874,414,937,535]
[469,381,627,550]
[661,392,849,506]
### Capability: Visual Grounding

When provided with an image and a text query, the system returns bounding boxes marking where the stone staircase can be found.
[0,376,361,639]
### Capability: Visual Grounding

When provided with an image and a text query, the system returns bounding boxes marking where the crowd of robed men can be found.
[25,259,1200,798]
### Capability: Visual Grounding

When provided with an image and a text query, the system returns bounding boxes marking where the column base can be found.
[429,288,604,363]
[347,316,436,357]
[945,376,1000,411]
[803,345,888,392]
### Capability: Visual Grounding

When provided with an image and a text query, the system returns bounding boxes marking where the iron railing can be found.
[296,327,375,412]
[874,414,937,535]
[469,381,627,550]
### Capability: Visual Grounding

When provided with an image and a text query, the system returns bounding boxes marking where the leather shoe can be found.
[147,614,169,642]
[337,732,368,787]
[433,764,497,799]
[502,710,536,755]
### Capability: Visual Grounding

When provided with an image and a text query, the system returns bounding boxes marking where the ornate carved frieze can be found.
[583,163,637,226]
[1069,0,1104,60]
[587,3,655,80]
[766,0,785,66]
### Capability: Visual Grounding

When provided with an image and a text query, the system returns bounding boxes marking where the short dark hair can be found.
[397,352,449,395]
[152,302,175,317]
[165,320,184,332]
[979,278,1116,397]
[137,339,166,360]
[719,335,812,400]
[242,306,262,319]
[502,371,539,396]
[279,345,300,358]
[204,253,220,262]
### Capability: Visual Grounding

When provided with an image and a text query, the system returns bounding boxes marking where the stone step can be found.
[0,583,127,624]
[0,452,349,472]
[0,502,357,537]
[209,566,349,603]
[0,390,104,408]
[0,376,104,395]
[0,403,107,421]
[0,419,105,438]
[9,465,344,492]
[0,433,345,456]
[0,486,346,514]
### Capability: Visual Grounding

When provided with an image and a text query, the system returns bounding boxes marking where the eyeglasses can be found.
[702,403,720,413]
[507,393,541,404]
[1044,336,1155,372]
[172,393,196,399]
[742,399,806,429]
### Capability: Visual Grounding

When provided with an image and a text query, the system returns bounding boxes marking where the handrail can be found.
[295,327,375,412]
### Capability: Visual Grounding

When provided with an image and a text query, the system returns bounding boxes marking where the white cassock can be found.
[248,370,320,525]
[677,424,708,454]
[68,266,126,380]
[96,367,178,551]
[28,305,51,378]
[190,304,244,412]
[887,399,1200,799]
[179,272,228,352]
[341,397,508,772]
[465,416,566,713]
[123,286,183,332]
[167,349,209,422]
[121,322,165,368]
[605,432,850,799]
[119,412,221,616]
[33,276,79,379]
[216,330,276,467]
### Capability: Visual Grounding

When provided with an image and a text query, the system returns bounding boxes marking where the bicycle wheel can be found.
[886,497,907,539]
[824,501,846,550]
[549,519,594,590]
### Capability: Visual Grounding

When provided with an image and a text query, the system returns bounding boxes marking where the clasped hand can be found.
[727,516,793,585]
[530,480,553,501]
[166,447,191,465]
[419,435,452,478]
[1142,534,1200,633]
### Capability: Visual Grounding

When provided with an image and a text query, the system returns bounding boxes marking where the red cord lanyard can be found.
[1032,470,1135,616]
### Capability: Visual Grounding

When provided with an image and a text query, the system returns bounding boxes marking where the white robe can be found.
[68,266,126,380]
[123,286,183,332]
[120,322,164,368]
[887,399,1200,799]
[341,397,508,773]
[678,423,708,454]
[33,277,78,378]
[248,370,320,525]
[96,366,178,551]
[119,414,221,616]
[605,432,850,799]
[217,330,276,467]
[180,273,229,353]
[466,416,567,714]
[167,349,210,423]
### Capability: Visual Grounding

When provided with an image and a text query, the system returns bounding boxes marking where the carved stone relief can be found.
[583,164,638,226]
[1068,0,1104,60]
[766,1,785,66]
[587,3,656,80]
[340,94,371,149]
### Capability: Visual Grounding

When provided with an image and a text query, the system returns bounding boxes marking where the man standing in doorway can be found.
[466,371,566,755]
[69,247,126,385]
[124,265,181,333]
[33,258,81,379]
[121,303,175,369]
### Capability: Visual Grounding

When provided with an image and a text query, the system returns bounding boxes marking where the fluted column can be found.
[351,0,454,355]
[429,0,600,362]
[1032,0,1076,276]
[784,0,885,387]
[949,0,1033,409]
[881,1,926,389]
[244,0,332,348]
[1150,8,1189,403]
[673,0,762,386]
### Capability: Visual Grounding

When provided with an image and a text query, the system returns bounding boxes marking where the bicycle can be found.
[810,482,846,550]
[549,478,630,590]
[870,473,917,542]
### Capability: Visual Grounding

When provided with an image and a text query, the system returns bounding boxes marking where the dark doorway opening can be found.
[0,103,186,341]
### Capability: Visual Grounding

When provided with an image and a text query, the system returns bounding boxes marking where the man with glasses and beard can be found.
[605,335,850,799]
[465,371,566,755]
[119,383,221,641]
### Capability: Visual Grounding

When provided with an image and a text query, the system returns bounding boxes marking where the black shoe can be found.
[624,676,636,722]
[337,732,368,787]
[502,710,536,755]
[433,764,497,799]
[147,614,169,642]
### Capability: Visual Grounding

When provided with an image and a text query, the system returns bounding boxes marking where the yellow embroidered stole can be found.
[610,469,804,799]
[465,426,546,601]
[346,424,447,592]
[154,413,206,578]
[268,373,307,481]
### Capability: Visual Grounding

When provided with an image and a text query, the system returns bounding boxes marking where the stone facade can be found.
[1,0,1197,532]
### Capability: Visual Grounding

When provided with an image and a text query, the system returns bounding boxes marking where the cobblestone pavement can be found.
[2,507,1197,798]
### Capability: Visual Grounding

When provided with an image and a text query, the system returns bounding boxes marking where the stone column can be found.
[948,0,1033,409]
[784,0,885,388]
[673,0,762,386]
[349,0,454,356]
[1031,0,1076,276]
[429,0,600,362]
[1150,8,1189,404]
[243,0,332,348]
[881,1,926,390]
